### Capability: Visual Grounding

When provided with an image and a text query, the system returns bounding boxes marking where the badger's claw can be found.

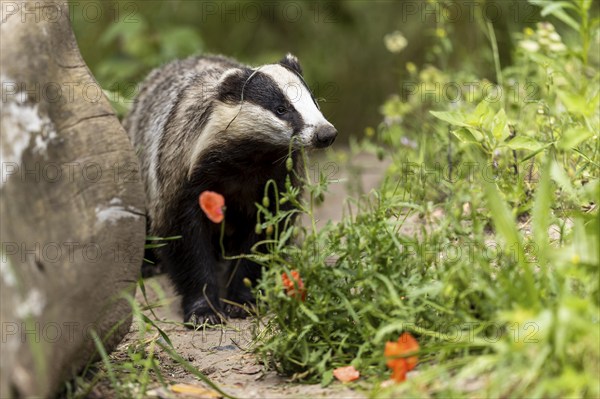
[224,302,254,319]
[183,297,225,327]
[185,311,224,328]
[224,289,256,319]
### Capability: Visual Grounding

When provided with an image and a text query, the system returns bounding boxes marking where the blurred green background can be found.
[71,0,551,140]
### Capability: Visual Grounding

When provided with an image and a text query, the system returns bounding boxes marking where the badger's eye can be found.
[275,106,287,115]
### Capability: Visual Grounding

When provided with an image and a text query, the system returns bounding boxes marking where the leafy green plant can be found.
[249,1,599,397]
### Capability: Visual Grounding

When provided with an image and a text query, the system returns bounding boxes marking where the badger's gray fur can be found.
[124,54,336,325]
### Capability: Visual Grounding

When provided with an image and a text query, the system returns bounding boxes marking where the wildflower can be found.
[400,136,417,149]
[281,270,306,301]
[418,65,441,83]
[199,191,225,223]
[405,62,417,74]
[333,366,360,382]
[384,332,419,382]
[384,31,407,54]
[548,42,567,53]
[537,22,555,33]
[538,37,551,47]
[549,32,561,42]
[519,40,540,53]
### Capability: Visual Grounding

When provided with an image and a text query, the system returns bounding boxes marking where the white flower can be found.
[549,32,562,42]
[519,40,540,53]
[384,31,408,54]
[548,42,567,53]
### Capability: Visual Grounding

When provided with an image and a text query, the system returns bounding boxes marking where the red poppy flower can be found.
[384,332,419,382]
[281,270,306,301]
[333,365,360,382]
[199,191,225,223]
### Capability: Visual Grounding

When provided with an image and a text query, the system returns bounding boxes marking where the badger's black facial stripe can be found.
[218,69,306,135]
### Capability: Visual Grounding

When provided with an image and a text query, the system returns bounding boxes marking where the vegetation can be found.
[67,0,598,397]
[251,0,599,396]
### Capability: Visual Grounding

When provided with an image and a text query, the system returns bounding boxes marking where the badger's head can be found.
[215,54,337,149]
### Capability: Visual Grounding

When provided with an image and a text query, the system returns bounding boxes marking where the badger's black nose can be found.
[314,125,338,148]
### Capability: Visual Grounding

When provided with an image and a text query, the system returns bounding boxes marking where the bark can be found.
[0,1,146,397]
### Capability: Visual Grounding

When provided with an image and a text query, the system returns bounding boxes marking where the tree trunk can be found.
[0,1,146,397]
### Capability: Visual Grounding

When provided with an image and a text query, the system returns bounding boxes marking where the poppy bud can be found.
[262,197,270,208]
[286,157,293,171]
[243,277,252,288]
[266,225,274,236]
[255,223,262,235]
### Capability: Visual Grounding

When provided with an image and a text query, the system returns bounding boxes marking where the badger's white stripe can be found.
[260,64,333,143]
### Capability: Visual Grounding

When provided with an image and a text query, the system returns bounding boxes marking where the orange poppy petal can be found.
[333,366,360,382]
[397,332,419,370]
[385,342,401,368]
[199,191,225,223]
[385,332,420,380]
[390,359,408,382]
[384,341,399,357]
[281,270,306,301]
[398,332,419,351]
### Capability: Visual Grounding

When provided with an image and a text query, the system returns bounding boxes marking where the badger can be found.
[123,54,337,325]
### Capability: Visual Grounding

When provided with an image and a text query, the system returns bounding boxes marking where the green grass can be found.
[249,1,599,396]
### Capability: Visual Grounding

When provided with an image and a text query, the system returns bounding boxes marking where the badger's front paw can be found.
[183,297,225,327]
[224,289,256,319]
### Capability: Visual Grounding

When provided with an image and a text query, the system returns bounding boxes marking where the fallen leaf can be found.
[333,365,360,382]
[170,383,221,398]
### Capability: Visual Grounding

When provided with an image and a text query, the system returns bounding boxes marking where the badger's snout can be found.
[313,124,338,148]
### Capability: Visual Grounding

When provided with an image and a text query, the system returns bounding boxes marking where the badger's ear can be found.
[217,68,250,102]
[279,53,303,76]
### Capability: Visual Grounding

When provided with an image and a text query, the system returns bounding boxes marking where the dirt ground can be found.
[112,151,391,398]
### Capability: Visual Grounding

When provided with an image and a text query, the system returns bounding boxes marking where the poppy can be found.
[281,270,306,301]
[199,191,225,223]
[388,357,409,382]
[333,365,360,382]
[384,332,419,382]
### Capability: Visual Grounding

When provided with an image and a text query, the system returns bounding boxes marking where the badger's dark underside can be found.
[154,139,302,325]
